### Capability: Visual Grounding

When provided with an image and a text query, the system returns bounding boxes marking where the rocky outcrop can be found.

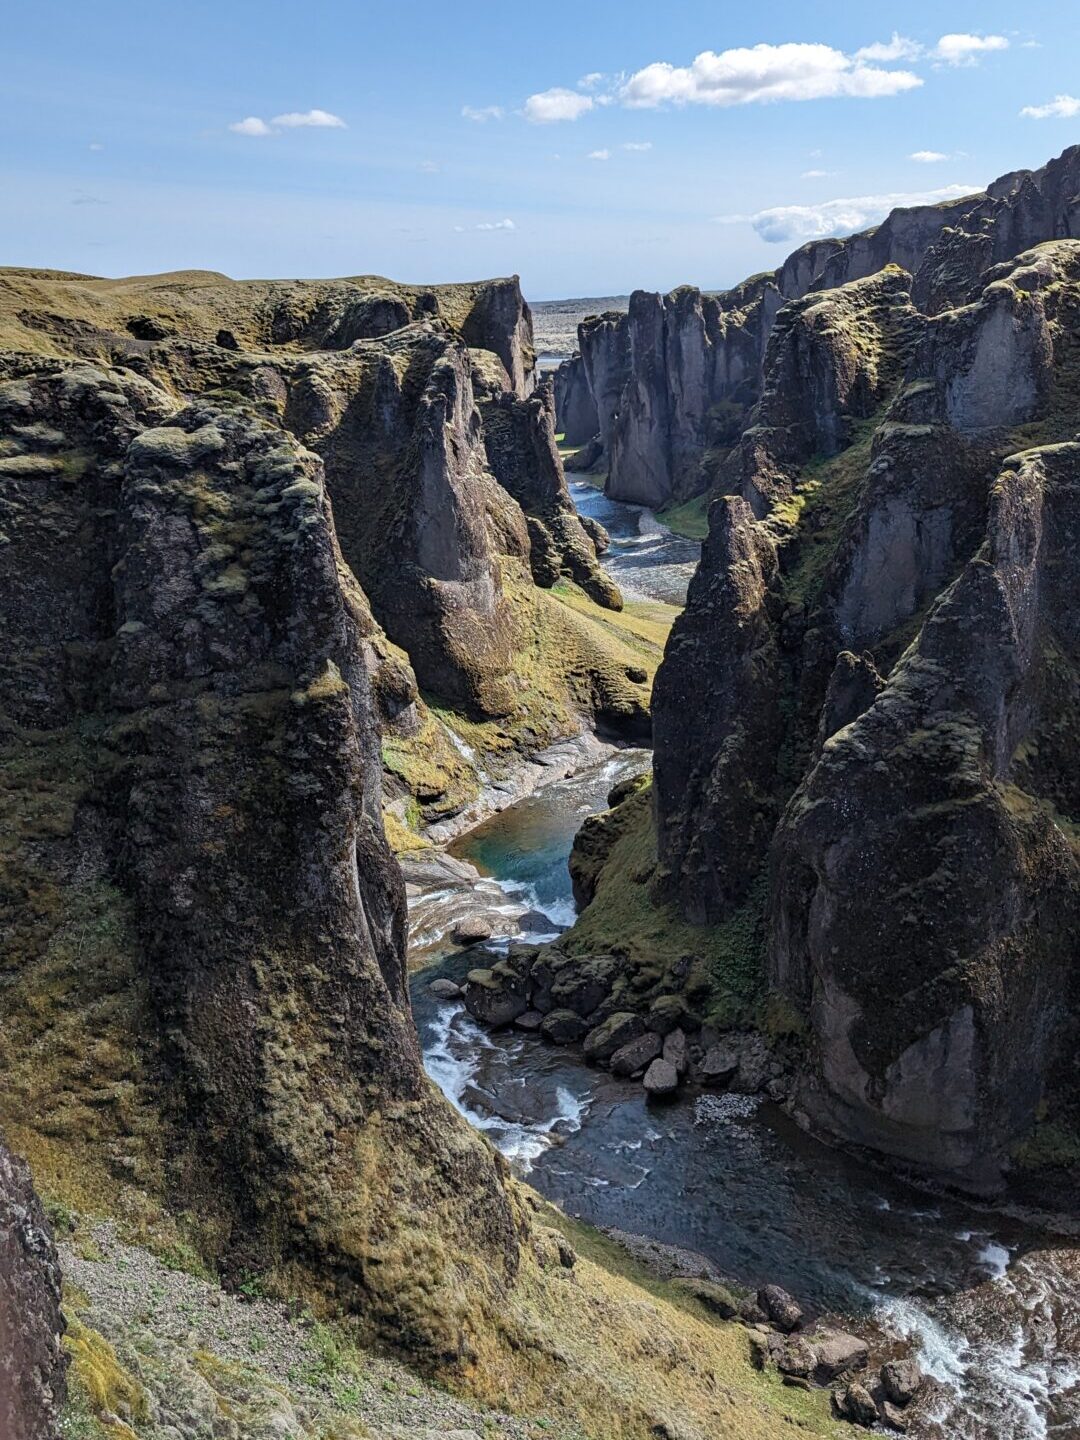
[560,145,1080,512]
[479,375,620,608]
[0,1138,66,1440]
[639,212,1080,1187]
[0,361,520,1360]
[770,442,1080,1191]
[553,352,598,447]
[284,325,522,715]
[652,498,782,922]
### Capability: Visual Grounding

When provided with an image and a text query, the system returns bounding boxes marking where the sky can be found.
[2,1,1078,300]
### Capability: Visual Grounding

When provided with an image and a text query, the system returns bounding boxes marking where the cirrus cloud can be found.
[619,41,922,109]
[718,182,978,244]
[1021,94,1080,119]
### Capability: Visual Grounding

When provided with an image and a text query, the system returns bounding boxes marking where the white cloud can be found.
[524,87,595,122]
[579,72,605,89]
[620,42,922,109]
[910,149,948,162]
[461,104,504,123]
[229,116,273,137]
[1021,94,1080,119]
[472,218,516,231]
[271,109,346,128]
[419,160,440,173]
[800,168,834,178]
[932,33,1009,66]
[623,141,653,151]
[88,141,104,152]
[855,33,923,63]
[719,183,977,244]
[1020,40,1042,49]
[588,148,611,160]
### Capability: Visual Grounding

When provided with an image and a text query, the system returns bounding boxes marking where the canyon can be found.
[2,142,1080,1440]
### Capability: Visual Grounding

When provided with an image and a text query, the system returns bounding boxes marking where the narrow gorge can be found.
[2,141,1080,1440]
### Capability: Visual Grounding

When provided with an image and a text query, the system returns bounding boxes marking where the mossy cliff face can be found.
[655,232,1080,1190]
[0,1137,67,1439]
[770,442,1080,1191]
[0,266,649,842]
[0,363,520,1363]
[560,143,1080,510]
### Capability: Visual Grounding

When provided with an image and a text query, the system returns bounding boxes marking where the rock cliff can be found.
[0,359,520,1359]
[547,147,1080,1194]
[558,145,1080,514]
[0,1138,66,1440]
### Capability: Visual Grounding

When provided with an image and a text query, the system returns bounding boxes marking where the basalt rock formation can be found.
[550,147,1080,1195]
[0,360,520,1359]
[557,145,1080,514]
[0,1138,66,1440]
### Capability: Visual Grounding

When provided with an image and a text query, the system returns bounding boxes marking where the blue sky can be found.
[3,1,1078,298]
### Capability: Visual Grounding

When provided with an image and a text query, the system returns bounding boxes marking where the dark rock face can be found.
[562,145,1080,511]
[652,496,782,923]
[642,147,1080,1190]
[479,376,620,608]
[0,1139,66,1440]
[553,352,599,447]
[0,361,519,1359]
[771,442,1080,1190]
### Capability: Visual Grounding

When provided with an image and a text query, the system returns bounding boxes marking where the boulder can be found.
[881,1357,924,1406]
[540,1008,589,1044]
[777,1336,816,1378]
[514,1010,545,1032]
[462,968,527,1028]
[810,1328,869,1382]
[662,1028,689,1075]
[758,1284,802,1332]
[452,917,494,945]
[583,1011,645,1064]
[648,993,693,1035]
[881,1401,911,1432]
[609,1032,663,1077]
[700,1042,740,1086]
[834,1382,878,1428]
[428,978,463,1000]
[643,1058,680,1097]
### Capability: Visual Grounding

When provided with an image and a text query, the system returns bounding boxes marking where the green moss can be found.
[561,785,766,1026]
[657,492,711,540]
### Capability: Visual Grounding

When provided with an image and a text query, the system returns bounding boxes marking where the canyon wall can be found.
[558,145,1080,513]
[647,155,1080,1190]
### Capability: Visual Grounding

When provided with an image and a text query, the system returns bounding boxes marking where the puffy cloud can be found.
[588,148,611,160]
[579,72,605,89]
[271,109,346,128]
[461,104,504,122]
[457,218,515,232]
[619,42,921,109]
[229,116,273,136]
[524,87,595,122]
[932,33,1009,66]
[910,149,948,162]
[623,141,653,151]
[855,33,923,63]
[1021,94,1080,119]
[719,183,977,244]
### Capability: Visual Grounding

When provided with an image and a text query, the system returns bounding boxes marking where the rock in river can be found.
[583,1012,646,1064]
[610,1032,663,1077]
[643,1058,680,1097]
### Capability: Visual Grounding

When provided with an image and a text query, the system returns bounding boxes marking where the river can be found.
[406,490,1080,1440]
